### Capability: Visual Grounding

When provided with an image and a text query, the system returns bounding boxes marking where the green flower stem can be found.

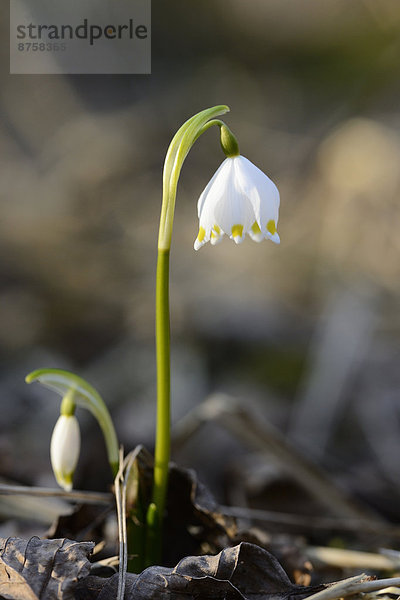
[145,247,170,567]
[153,247,170,519]
[144,502,159,567]
[148,105,235,565]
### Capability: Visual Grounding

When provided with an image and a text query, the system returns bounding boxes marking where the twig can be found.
[0,484,113,505]
[115,446,143,600]
[305,576,400,600]
[304,575,366,600]
[115,448,126,600]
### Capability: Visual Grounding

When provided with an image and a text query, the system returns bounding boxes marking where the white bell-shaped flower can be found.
[194,155,280,250]
[50,414,80,491]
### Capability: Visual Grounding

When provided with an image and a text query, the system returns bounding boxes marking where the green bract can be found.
[158,105,230,250]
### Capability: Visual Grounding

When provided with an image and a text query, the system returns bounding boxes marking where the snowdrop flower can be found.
[194,156,280,250]
[50,414,80,491]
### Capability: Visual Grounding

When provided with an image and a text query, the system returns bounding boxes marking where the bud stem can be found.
[60,389,76,417]
[198,120,240,157]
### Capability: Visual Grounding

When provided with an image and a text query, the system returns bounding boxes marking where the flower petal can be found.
[213,165,255,239]
[248,221,264,242]
[234,156,280,235]
[194,159,236,249]
[197,158,233,219]
[194,226,207,250]
[210,227,224,245]
[268,232,280,244]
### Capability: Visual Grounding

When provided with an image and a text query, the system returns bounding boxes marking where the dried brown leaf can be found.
[164,462,237,563]
[0,537,94,600]
[76,542,325,600]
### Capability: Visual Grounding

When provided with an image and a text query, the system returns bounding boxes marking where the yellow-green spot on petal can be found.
[211,231,218,239]
[251,222,261,235]
[213,224,221,235]
[267,220,277,235]
[231,224,243,238]
[54,470,73,491]
[197,227,206,242]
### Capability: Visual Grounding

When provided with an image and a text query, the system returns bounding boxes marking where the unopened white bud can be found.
[50,414,80,491]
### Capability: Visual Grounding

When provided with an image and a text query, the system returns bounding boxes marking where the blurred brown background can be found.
[1,0,400,535]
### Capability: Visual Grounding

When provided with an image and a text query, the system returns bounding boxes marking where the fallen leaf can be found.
[75,542,325,600]
[164,462,237,564]
[0,536,94,600]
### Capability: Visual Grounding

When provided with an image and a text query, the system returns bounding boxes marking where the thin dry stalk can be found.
[114,446,143,600]
[305,575,400,600]
[0,483,112,505]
